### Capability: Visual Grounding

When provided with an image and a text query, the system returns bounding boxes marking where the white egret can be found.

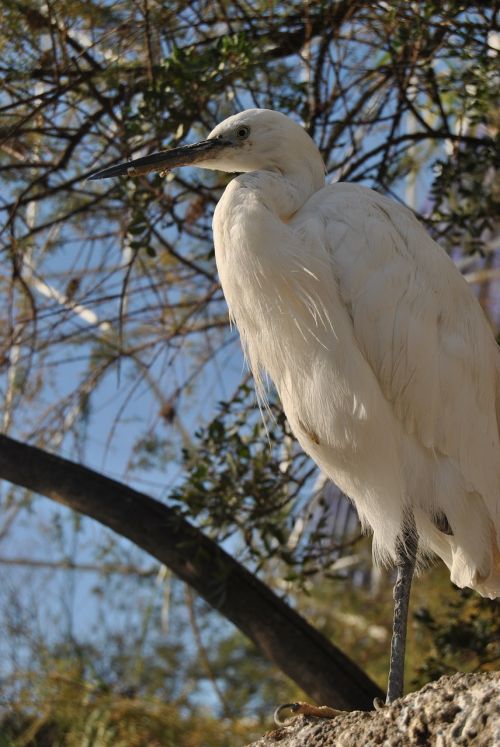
[89,109,500,705]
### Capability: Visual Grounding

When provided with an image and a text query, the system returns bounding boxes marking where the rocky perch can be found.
[246,672,499,747]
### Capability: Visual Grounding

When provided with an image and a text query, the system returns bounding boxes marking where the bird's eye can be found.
[235,125,250,140]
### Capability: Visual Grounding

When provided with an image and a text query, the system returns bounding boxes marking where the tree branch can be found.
[0,433,382,710]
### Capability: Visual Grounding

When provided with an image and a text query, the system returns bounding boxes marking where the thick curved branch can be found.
[0,433,382,710]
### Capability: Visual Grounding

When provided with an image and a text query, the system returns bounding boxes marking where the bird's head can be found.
[88,109,325,188]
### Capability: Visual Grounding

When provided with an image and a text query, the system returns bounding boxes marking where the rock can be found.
[246,672,499,747]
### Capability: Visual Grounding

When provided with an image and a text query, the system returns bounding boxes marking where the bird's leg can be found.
[386,512,418,704]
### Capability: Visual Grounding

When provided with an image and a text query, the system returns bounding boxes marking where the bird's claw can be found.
[273,701,344,726]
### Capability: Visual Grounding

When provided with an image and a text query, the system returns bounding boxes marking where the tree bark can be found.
[0,434,382,710]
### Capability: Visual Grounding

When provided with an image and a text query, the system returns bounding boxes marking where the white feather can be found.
[208,109,500,599]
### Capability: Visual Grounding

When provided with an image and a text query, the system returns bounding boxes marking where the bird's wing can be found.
[312,183,500,504]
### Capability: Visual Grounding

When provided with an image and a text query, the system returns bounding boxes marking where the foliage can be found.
[0,594,299,746]
[426,9,499,253]
[412,587,500,687]
[0,666,262,746]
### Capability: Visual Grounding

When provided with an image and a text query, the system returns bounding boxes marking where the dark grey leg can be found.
[386,513,418,704]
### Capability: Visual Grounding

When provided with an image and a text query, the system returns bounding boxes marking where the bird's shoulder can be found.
[294,182,464,309]
[298,182,421,242]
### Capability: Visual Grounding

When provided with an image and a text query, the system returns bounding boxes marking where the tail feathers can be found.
[447,510,500,600]
[415,508,500,600]
[462,527,500,600]
[450,541,500,600]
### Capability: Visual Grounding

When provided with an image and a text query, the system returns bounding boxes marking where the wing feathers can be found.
[319,183,500,502]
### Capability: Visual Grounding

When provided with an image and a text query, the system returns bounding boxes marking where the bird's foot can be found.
[274,702,344,726]
[373,697,385,710]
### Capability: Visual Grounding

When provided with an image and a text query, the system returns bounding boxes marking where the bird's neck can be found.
[234,165,323,220]
[212,166,328,398]
[213,166,323,326]
[213,166,324,274]
[213,170,311,279]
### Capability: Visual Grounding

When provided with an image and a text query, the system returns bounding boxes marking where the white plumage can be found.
[207,109,500,599]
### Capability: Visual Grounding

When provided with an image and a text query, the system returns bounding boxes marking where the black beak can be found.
[87,137,231,180]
